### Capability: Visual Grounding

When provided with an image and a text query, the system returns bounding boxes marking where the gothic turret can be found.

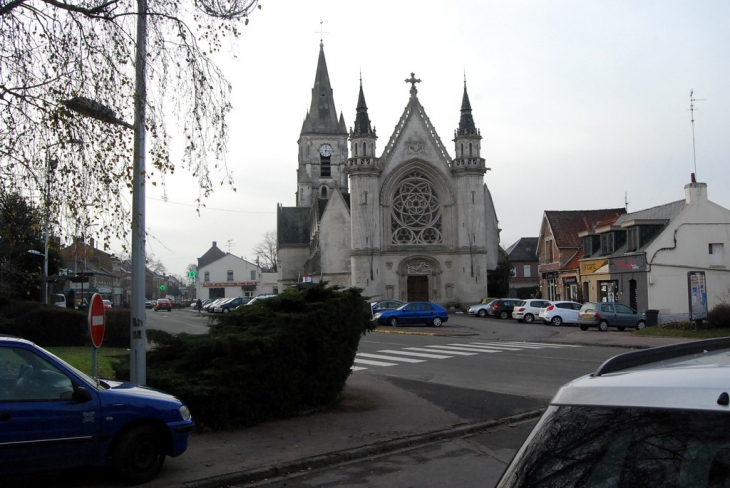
[347,78,380,176]
[452,79,486,175]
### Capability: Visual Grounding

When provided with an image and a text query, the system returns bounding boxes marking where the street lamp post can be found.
[27,250,44,301]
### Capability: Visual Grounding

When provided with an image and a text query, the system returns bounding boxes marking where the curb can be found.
[175,409,544,488]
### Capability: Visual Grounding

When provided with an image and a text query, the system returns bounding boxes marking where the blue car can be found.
[0,336,194,484]
[373,301,449,327]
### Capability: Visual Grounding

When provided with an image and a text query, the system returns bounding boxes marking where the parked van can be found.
[51,294,66,308]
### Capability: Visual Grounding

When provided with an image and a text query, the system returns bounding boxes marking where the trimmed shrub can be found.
[114,284,374,430]
[0,298,87,346]
[708,303,730,329]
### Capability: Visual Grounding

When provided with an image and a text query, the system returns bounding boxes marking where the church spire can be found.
[352,78,375,136]
[457,79,477,136]
[302,42,339,134]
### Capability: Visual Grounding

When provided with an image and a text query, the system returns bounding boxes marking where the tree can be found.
[1,0,261,251]
[253,230,277,272]
[487,248,512,298]
[0,191,62,299]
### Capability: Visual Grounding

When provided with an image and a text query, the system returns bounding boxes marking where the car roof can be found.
[552,338,730,412]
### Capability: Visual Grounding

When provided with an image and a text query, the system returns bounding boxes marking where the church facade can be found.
[277,43,501,306]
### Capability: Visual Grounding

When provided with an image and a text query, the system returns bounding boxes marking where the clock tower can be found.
[296,41,349,208]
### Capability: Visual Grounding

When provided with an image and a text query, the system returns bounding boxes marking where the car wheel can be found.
[617,326,626,331]
[388,317,398,327]
[223,308,229,313]
[431,317,443,327]
[637,320,646,330]
[524,314,534,324]
[478,309,487,318]
[579,324,589,331]
[112,425,166,485]
[598,320,609,332]
[499,311,509,319]
[551,316,563,326]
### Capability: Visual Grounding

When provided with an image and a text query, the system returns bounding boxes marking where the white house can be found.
[196,241,274,300]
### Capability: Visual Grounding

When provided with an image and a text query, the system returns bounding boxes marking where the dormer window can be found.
[600,233,614,255]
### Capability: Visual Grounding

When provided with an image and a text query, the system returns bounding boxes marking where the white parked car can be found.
[538,301,583,326]
[512,299,549,324]
[467,300,496,318]
[497,337,730,488]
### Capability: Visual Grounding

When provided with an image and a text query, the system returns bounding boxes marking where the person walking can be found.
[196,298,202,314]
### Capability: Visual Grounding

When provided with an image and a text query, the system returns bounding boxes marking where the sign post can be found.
[88,293,106,377]
[687,271,708,330]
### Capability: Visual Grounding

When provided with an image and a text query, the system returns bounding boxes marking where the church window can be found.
[354,144,357,156]
[469,143,473,156]
[363,142,366,155]
[321,159,331,177]
[390,171,442,245]
[363,191,368,205]
[321,187,328,198]
[460,143,463,156]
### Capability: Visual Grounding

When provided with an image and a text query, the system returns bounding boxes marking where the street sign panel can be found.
[88,293,106,348]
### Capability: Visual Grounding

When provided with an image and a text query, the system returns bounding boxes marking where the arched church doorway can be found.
[399,257,440,303]
[407,276,429,302]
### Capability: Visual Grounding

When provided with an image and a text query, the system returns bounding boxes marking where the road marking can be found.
[353,358,399,367]
[496,341,582,348]
[351,366,368,371]
[424,345,501,353]
[356,353,425,363]
[455,343,523,351]
[404,347,477,356]
[378,350,453,359]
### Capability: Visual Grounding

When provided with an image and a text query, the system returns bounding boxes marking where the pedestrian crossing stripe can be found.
[352,341,580,371]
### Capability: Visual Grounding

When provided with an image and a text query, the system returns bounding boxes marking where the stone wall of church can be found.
[278,246,310,283]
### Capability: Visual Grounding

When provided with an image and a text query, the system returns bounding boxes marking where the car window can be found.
[497,405,730,488]
[572,303,582,310]
[580,304,595,313]
[420,303,434,311]
[615,304,634,314]
[557,303,569,309]
[601,303,615,313]
[0,347,74,401]
[403,303,418,312]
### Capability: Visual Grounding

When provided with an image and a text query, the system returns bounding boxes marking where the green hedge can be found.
[114,284,374,430]
[0,298,130,349]
[709,303,730,329]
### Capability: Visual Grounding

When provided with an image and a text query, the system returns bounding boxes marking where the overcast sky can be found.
[129,0,730,277]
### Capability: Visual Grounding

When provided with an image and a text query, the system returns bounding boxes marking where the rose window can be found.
[391,171,442,244]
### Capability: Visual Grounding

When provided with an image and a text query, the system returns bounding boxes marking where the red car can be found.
[102,300,113,309]
[154,298,172,312]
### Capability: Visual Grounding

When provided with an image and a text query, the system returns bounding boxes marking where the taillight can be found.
[593,312,600,318]
[546,305,555,311]
[492,304,498,309]
[517,307,525,312]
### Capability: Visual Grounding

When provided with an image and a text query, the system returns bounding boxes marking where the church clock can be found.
[319,144,333,157]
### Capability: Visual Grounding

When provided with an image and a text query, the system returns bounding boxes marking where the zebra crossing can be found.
[351,341,581,371]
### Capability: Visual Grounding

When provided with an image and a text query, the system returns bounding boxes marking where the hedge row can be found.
[113,284,375,430]
[0,297,131,349]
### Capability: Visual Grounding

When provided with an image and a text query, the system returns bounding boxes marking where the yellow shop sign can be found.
[580,260,608,274]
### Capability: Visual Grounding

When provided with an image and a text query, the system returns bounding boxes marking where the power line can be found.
[147,196,275,214]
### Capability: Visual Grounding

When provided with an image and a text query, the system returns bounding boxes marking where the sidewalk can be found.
[141,330,691,488]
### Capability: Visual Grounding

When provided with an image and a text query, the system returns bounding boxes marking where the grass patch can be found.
[47,347,128,379]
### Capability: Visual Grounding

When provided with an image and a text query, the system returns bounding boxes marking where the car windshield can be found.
[497,405,730,488]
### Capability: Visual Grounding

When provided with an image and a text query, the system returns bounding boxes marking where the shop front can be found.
[542,271,559,300]
[579,259,608,303]
[561,275,579,302]
[608,254,648,311]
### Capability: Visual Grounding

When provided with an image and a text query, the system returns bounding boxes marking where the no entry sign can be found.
[88,293,106,348]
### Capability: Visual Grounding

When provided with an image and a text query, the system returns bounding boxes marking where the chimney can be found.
[213,241,217,247]
[684,182,708,205]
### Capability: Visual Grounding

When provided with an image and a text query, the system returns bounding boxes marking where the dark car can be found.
[213,296,249,313]
[0,336,194,484]
[487,299,521,319]
[373,302,449,327]
[154,298,172,312]
[578,302,647,331]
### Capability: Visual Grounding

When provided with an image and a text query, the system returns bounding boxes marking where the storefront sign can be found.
[609,255,646,273]
[580,260,608,274]
[542,272,558,279]
[203,281,258,288]
[562,276,578,284]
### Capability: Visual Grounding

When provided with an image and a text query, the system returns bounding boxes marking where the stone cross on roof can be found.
[405,72,421,98]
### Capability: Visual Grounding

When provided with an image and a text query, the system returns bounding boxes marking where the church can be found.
[276,42,501,307]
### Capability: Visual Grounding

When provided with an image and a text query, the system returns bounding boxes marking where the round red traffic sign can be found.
[88,293,106,348]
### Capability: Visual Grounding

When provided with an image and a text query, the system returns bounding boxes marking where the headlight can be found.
[467,307,474,313]
[373,313,382,319]
[179,405,192,421]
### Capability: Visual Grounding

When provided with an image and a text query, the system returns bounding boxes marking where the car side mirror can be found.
[73,385,92,402]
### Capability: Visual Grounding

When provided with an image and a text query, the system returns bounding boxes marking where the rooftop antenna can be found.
[226,239,235,253]
[690,89,705,180]
[624,191,629,211]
